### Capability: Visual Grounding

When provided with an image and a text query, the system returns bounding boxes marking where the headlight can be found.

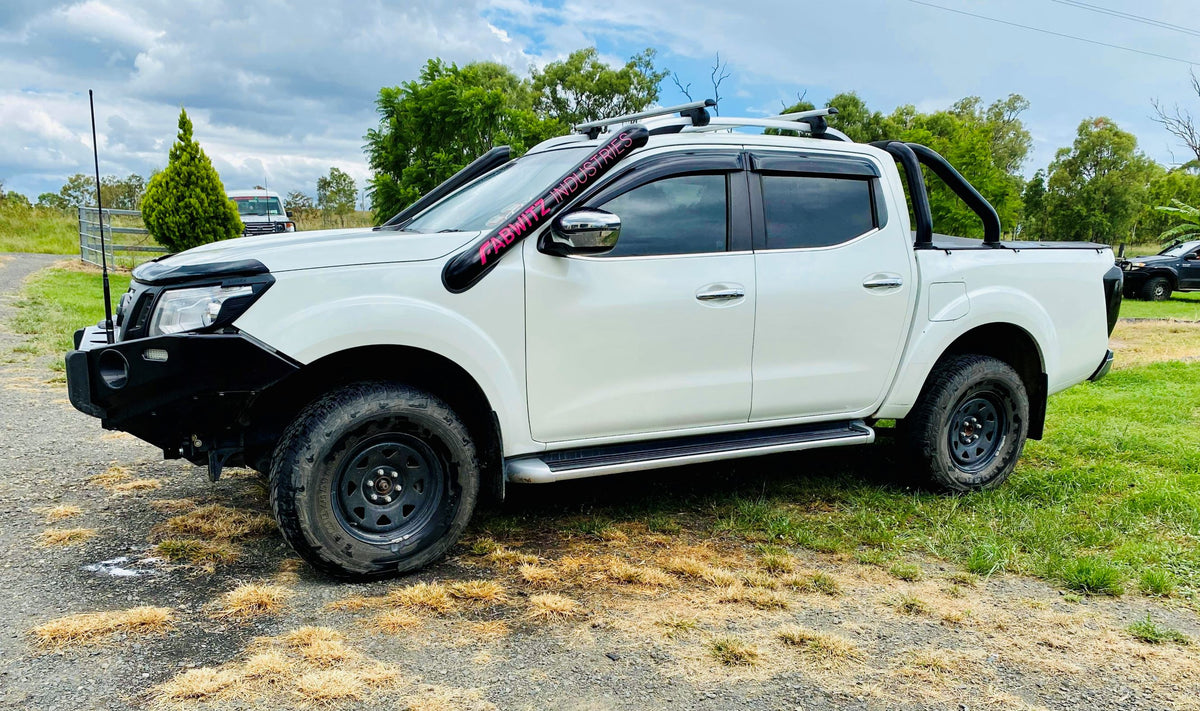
[148,284,255,336]
[1131,262,1146,268]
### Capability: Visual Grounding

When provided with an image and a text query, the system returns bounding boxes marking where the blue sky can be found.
[0,0,1197,202]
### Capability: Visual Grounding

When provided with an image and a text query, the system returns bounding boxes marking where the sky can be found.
[1,0,1197,203]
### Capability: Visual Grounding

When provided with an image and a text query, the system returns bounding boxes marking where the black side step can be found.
[506,420,873,483]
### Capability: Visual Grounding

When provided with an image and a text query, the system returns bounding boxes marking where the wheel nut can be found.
[369,493,378,501]
[389,471,398,479]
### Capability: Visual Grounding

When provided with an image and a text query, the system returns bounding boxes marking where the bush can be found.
[142,108,241,252]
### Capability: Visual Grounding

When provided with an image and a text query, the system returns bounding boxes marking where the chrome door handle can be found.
[863,277,903,289]
[696,288,745,301]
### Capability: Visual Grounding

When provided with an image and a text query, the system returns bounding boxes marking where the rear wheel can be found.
[1141,277,1172,301]
[270,382,479,579]
[905,355,1028,493]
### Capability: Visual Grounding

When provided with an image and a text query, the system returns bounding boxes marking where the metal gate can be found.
[78,207,168,267]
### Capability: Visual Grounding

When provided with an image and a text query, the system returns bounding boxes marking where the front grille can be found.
[243,222,284,236]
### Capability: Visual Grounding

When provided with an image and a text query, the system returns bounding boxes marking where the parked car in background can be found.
[1119,240,1200,300]
[227,189,296,236]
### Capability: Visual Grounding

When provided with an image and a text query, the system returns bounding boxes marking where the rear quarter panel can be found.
[876,245,1115,418]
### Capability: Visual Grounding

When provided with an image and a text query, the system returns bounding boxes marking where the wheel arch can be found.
[244,344,506,501]
[927,322,1048,440]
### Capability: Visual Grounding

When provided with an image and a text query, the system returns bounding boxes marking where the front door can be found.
[748,155,916,421]
[1180,249,1200,289]
[525,164,755,443]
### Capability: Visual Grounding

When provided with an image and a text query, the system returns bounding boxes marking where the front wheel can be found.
[1141,277,1172,301]
[904,355,1029,493]
[270,382,479,579]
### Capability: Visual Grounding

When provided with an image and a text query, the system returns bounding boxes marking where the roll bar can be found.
[870,140,1002,248]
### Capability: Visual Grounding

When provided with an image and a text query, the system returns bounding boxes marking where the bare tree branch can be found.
[670,72,693,102]
[710,52,731,115]
[1152,68,1200,165]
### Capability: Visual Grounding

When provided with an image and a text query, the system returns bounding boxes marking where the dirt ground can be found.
[2,253,1199,711]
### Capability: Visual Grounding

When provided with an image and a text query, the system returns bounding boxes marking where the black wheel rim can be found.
[332,434,444,545]
[947,390,1007,473]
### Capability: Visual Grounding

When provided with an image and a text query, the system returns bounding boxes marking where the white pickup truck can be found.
[66,101,1123,579]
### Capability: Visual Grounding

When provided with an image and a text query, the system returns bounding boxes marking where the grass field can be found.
[1121,290,1200,321]
[0,204,78,254]
[10,267,1200,604]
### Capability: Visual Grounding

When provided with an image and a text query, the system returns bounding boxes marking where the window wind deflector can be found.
[748,152,880,178]
[378,146,512,231]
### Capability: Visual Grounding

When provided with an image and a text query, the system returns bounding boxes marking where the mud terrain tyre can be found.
[1141,276,1171,301]
[905,355,1029,493]
[270,381,479,579]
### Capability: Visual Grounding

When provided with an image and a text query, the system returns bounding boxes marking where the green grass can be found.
[1119,290,1200,321]
[0,204,78,254]
[1127,614,1190,645]
[1060,557,1124,596]
[9,268,131,366]
[1139,568,1177,597]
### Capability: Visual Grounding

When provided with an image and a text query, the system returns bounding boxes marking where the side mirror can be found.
[286,210,294,218]
[1187,252,1200,261]
[541,209,621,256]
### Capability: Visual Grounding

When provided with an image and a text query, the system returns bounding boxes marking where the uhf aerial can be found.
[88,89,116,344]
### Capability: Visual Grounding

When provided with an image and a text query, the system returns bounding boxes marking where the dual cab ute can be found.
[1119,239,1200,301]
[66,101,1122,579]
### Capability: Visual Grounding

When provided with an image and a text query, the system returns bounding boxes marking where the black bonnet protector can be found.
[132,257,270,286]
[442,125,650,293]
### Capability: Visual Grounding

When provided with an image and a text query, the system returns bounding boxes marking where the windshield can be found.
[232,196,284,217]
[1159,241,1200,257]
[404,147,589,233]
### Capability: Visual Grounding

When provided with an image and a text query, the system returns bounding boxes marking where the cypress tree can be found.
[142,108,242,251]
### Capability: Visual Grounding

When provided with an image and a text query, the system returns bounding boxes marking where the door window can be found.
[594,173,728,257]
[760,175,877,250]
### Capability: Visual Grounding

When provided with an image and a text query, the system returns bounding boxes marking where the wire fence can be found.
[78,206,167,268]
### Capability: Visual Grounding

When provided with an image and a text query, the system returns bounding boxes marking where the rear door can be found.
[747,151,916,421]
[524,151,756,443]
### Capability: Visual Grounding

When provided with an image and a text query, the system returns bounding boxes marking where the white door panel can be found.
[525,240,755,442]
[751,228,914,420]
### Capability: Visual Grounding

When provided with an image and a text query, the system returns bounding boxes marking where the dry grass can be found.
[149,498,198,512]
[758,553,795,574]
[386,582,455,614]
[601,557,674,587]
[778,625,866,663]
[716,584,789,610]
[40,527,95,546]
[402,684,498,711]
[155,503,275,541]
[87,465,130,488]
[374,610,423,634]
[218,583,292,619]
[154,538,240,568]
[154,626,406,705]
[782,571,842,596]
[448,580,506,603]
[157,668,241,701]
[30,606,173,648]
[1110,320,1200,369]
[482,546,539,567]
[709,636,760,666]
[35,504,81,522]
[527,593,581,620]
[662,556,740,586]
[519,563,560,587]
[110,478,162,493]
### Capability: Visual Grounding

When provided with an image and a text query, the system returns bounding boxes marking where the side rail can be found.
[869,141,1002,248]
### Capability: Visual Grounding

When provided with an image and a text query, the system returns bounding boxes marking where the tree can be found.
[285,191,314,212]
[1155,199,1200,244]
[1152,70,1200,165]
[57,172,146,209]
[530,48,667,127]
[36,192,70,210]
[316,167,356,223]
[1137,168,1200,242]
[1041,118,1158,244]
[1021,170,1049,239]
[2,191,30,208]
[142,108,242,251]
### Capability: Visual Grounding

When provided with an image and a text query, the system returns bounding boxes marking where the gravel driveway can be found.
[1,254,1198,711]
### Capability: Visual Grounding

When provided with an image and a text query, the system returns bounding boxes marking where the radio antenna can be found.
[88,89,115,344]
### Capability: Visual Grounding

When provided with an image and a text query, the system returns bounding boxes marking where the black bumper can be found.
[66,325,300,454]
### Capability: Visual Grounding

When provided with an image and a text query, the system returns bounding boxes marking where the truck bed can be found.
[929,234,1109,251]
